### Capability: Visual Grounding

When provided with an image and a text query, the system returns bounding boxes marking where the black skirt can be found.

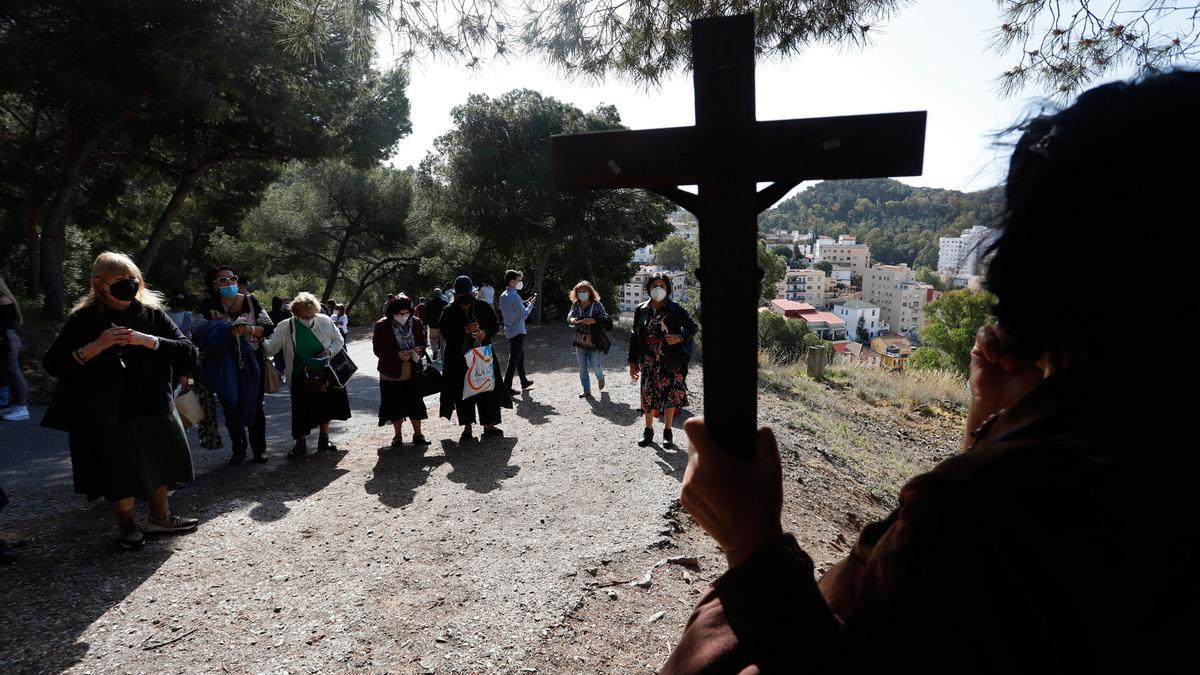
[379,378,427,424]
[291,386,351,438]
[67,411,195,502]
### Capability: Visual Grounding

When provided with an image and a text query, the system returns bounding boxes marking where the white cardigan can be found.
[262,313,345,376]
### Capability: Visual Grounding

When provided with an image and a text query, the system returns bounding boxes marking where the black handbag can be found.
[298,364,330,392]
[415,364,443,397]
[326,348,358,388]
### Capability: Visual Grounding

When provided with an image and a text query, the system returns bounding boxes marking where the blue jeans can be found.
[576,347,605,392]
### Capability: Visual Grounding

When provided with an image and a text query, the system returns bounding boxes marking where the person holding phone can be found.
[499,269,537,395]
[373,294,430,447]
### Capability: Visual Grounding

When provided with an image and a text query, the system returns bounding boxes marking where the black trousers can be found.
[503,333,529,388]
[220,387,266,455]
[455,390,502,427]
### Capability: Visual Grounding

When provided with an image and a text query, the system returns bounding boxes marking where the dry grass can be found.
[833,362,969,410]
[758,355,967,504]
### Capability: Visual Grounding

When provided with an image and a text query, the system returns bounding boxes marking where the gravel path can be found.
[0,326,698,673]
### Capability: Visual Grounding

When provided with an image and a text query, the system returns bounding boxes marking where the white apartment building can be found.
[938,225,1000,275]
[832,300,886,341]
[632,244,655,264]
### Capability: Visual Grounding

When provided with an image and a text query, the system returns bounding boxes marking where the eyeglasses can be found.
[215,275,239,285]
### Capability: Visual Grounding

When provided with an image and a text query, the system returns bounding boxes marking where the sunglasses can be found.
[215,275,239,285]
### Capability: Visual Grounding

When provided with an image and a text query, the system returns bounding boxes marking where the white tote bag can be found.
[462,344,496,400]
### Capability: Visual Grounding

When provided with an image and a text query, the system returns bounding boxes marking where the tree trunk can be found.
[39,96,148,318]
[321,228,354,302]
[24,109,42,294]
[39,119,89,319]
[138,163,209,275]
[529,238,555,325]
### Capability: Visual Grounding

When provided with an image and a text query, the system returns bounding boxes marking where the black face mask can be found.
[456,296,473,307]
[107,278,140,302]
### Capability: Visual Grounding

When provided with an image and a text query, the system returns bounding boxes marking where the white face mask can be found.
[395,313,410,324]
[515,280,524,290]
[650,287,668,301]
[577,291,590,302]
[299,316,316,327]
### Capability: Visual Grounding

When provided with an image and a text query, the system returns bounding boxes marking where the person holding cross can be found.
[662,72,1195,673]
[628,272,696,448]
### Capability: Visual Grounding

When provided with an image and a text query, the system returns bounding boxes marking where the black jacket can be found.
[42,301,197,431]
[437,298,512,415]
[627,299,698,369]
[425,296,448,329]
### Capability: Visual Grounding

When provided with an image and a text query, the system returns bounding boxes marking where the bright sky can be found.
[377,1,1130,197]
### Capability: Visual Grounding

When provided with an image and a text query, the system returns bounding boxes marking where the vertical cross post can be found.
[693,14,760,455]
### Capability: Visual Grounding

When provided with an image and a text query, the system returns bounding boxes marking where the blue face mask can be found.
[218,284,239,298]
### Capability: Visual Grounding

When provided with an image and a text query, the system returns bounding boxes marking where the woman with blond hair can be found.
[0,276,30,421]
[41,252,199,550]
[262,292,351,458]
[566,280,612,398]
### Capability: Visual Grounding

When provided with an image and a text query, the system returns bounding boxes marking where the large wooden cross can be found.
[552,14,926,456]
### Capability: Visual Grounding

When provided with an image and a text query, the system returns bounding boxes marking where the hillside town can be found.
[621,211,1000,370]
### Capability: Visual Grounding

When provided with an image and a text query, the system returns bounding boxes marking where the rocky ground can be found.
[0,325,965,674]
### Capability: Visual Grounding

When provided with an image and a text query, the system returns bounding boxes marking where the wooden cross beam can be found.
[552,14,926,456]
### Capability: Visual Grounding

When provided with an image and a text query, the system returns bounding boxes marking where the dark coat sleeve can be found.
[476,301,499,344]
[676,303,698,343]
[146,306,199,375]
[42,312,93,378]
[662,535,840,674]
[627,306,643,365]
[372,320,394,359]
[414,319,428,348]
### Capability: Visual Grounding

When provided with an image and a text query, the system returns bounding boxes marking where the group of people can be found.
[23,252,700,550]
[1,72,1186,668]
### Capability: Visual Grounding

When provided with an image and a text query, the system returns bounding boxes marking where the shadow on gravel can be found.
[585,392,641,424]
[364,444,445,508]
[512,393,556,425]
[440,437,520,494]
[0,443,351,672]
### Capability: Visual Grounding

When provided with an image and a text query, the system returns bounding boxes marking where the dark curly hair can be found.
[202,264,247,304]
[644,271,673,296]
[985,71,1199,364]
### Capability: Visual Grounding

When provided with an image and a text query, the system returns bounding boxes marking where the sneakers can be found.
[482,426,504,437]
[579,391,591,398]
[1,406,30,422]
[663,429,675,449]
[598,378,606,391]
[144,514,199,535]
[638,427,653,447]
[411,433,431,446]
[118,519,145,550]
[521,380,535,390]
[252,451,269,464]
